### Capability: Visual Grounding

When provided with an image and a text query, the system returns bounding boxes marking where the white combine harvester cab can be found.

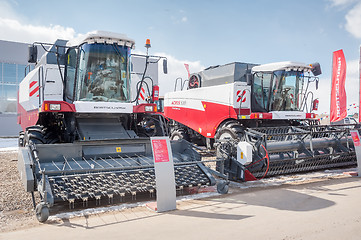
[251,61,320,116]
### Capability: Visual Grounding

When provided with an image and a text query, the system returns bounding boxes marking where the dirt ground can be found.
[0,151,42,232]
[1,149,361,239]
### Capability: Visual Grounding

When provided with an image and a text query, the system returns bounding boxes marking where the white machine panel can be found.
[43,66,64,101]
[237,141,253,165]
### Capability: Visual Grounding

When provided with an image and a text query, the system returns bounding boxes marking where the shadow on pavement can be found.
[207,177,361,212]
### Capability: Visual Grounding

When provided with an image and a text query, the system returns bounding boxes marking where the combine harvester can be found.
[164,61,358,181]
[17,31,217,222]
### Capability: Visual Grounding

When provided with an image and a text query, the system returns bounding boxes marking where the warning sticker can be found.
[151,139,170,163]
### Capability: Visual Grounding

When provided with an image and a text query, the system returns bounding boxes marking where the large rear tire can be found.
[214,121,244,142]
[170,128,190,141]
[214,121,244,180]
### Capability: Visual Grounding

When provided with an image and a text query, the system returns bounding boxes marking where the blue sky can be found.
[1,0,360,114]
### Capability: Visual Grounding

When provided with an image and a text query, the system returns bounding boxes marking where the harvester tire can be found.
[214,122,244,169]
[35,203,49,223]
[24,131,45,145]
[43,129,60,144]
[215,123,244,142]
[170,129,190,141]
[141,117,164,137]
[24,125,60,145]
[18,131,25,147]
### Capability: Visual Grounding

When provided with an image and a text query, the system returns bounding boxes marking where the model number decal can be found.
[171,100,186,105]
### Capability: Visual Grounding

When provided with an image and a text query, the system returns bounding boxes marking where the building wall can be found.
[0,114,21,137]
[0,40,33,136]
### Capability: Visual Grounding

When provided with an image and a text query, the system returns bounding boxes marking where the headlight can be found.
[144,105,153,112]
[49,104,61,111]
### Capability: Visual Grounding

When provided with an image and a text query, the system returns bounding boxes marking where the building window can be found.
[3,63,17,84]
[18,64,27,82]
[0,62,35,113]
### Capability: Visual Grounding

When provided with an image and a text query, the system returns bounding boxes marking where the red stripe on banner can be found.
[330,49,347,123]
[29,86,39,97]
[184,63,190,79]
[29,81,37,89]
[359,46,361,122]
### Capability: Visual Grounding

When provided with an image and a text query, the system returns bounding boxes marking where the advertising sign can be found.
[151,137,176,212]
[350,130,361,177]
[330,49,347,122]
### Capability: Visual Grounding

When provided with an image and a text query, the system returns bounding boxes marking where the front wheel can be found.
[217,180,229,194]
[23,125,60,146]
[18,131,25,147]
[35,203,49,223]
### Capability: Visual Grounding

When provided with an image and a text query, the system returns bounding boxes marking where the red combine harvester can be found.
[16,32,217,222]
[164,61,358,181]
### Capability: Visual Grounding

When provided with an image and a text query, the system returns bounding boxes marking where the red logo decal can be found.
[29,81,39,97]
[236,90,246,103]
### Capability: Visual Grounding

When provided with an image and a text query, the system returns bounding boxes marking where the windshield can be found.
[75,43,131,102]
[252,70,305,112]
[270,71,304,111]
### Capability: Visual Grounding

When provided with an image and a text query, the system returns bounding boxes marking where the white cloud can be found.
[328,0,358,7]
[155,52,204,96]
[0,0,20,19]
[345,2,361,39]
[0,1,77,43]
[0,18,77,43]
[181,17,187,22]
[131,50,204,96]
[327,0,361,39]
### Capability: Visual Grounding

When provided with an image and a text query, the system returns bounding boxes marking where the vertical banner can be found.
[359,46,361,122]
[184,63,190,79]
[330,49,347,123]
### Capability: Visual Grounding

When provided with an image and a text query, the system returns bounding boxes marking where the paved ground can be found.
[2,176,361,240]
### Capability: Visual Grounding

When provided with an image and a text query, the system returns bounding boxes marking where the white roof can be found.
[67,30,135,49]
[252,61,312,72]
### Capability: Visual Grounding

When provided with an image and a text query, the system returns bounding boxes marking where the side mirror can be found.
[163,59,168,74]
[28,45,38,63]
[311,62,322,76]
[246,73,253,85]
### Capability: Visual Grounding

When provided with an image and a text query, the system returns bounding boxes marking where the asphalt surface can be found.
[2,176,361,240]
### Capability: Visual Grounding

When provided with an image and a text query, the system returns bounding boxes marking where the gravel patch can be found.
[0,151,40,232]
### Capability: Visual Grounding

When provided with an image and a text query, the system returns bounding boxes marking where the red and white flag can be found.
[330,49,347,123]
[184,63,190,79]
